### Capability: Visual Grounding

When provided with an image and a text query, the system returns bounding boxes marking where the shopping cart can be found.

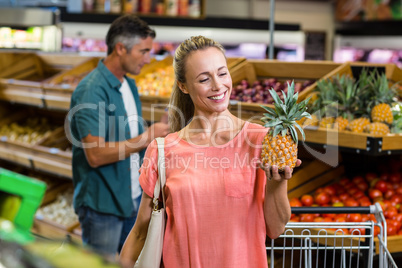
[266,203,398,268]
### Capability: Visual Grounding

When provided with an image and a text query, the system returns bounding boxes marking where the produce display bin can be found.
[0,108,72,178]
[0,52,61,108]
[0,52,89,109]
[228,59,342,123]
[32,182,81,243]
[300,62,402,155]
[42,57,101,110]
[302,128,402,156]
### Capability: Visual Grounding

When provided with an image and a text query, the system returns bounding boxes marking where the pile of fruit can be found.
[301,69,402,135]
[56,71,91,88]
[230,78,314,104]
[35,187,78,228]
[136,66,174,97]
[0,117,58,145]
[289,170,402,236]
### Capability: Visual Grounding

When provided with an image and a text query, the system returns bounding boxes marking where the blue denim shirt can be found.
[68,59,145,217]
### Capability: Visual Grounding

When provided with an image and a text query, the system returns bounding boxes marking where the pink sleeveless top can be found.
[139,121,269,268]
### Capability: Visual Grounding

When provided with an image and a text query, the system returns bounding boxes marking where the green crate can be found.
[0,168,46,231]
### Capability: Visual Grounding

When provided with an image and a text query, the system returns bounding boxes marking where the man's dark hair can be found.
[106,14,156,55]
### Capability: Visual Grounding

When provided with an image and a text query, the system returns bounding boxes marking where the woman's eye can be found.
[200,78,209,83]
[219,72,227,77]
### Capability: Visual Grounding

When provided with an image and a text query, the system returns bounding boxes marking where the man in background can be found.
[68,14,169,259]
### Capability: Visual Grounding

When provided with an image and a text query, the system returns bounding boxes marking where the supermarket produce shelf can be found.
[0,140,72,179]
[303,127,402,156]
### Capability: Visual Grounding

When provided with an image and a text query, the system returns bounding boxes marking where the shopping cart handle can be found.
[291,206,372,214]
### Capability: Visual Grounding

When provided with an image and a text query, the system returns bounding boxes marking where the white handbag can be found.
[134,137,166,268]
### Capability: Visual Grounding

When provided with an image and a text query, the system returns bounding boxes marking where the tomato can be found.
[345,198,359,207]
[389,173,401,183]
[331,195,341,204]
[323,185,336,196]
[378,200,392,211]
[361,215,370,222]
[365,172,378,183]
[354,190,365,199]
[347,187,359,195]
[384,189,395,200]
[300,214,314,222]
[322,213,336,219]
[339,177,350,186]
[359,199,372,207]
[390,195,402,208]
[352,175,365,185]
[379,173,389,181]
[314,187,324,195]
[313,217,324,222]
[356,181,368,192]
[323,217,333,222]
[339,193,350,202]
[396,186,402,195]
[389,218,402,231]
[289,197,302,207]
[315,192,330,205]
[375,180,388,193]
[347,213,362,222]
[369,189,383,200]
[384,206,398,219]
[300,195,314,207]
[290,216,300,222]
[387,222,397,236]
[335,216,346,222]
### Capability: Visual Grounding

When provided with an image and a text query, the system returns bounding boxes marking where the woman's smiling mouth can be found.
[208,91,226,101]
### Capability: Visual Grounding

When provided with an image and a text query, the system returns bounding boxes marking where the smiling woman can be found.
[119,36,301,268]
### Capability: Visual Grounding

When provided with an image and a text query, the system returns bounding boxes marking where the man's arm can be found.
[83,122,169,168]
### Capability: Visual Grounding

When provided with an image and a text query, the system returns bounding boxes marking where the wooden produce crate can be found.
[42,57,101,110]
[32,181,81,244]
[33,126,73,179]
[229,60,342,123]
[303,128,402,155]
[301,62,402,155]
[0,52,61,107]
[0,108,71,178]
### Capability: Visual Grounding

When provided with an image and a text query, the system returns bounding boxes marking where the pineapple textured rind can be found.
[260,81,311,170]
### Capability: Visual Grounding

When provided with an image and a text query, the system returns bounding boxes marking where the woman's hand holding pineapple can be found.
[260,159,302,181]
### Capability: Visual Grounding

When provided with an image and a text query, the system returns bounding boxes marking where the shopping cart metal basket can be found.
[266,203,398,268]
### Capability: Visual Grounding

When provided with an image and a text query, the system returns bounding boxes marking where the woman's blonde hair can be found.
[168,36,226,132]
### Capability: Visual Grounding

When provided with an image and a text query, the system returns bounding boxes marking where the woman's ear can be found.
[178,82,189,94]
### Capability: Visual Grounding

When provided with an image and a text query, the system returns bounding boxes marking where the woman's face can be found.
[181,47,232,115]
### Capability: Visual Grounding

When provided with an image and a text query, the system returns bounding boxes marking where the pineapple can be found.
[366,70,396,125]
[371,103,393,124]
[303,114,319,127]
[364,122,390,135]
[332,74,362,131]
[260,81,311,171]
[333,117,349,131]
[319,117,335,128]
[347,117,370,133]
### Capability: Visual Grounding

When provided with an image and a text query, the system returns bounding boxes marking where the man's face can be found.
[121,36,153,76]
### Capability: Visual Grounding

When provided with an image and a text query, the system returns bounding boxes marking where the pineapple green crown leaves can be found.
[260,81,311,144]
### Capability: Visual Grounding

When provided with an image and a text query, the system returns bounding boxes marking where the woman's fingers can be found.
[260,161,300,181]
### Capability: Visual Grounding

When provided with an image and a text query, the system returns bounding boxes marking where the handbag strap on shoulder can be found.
[154,137,166,210]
